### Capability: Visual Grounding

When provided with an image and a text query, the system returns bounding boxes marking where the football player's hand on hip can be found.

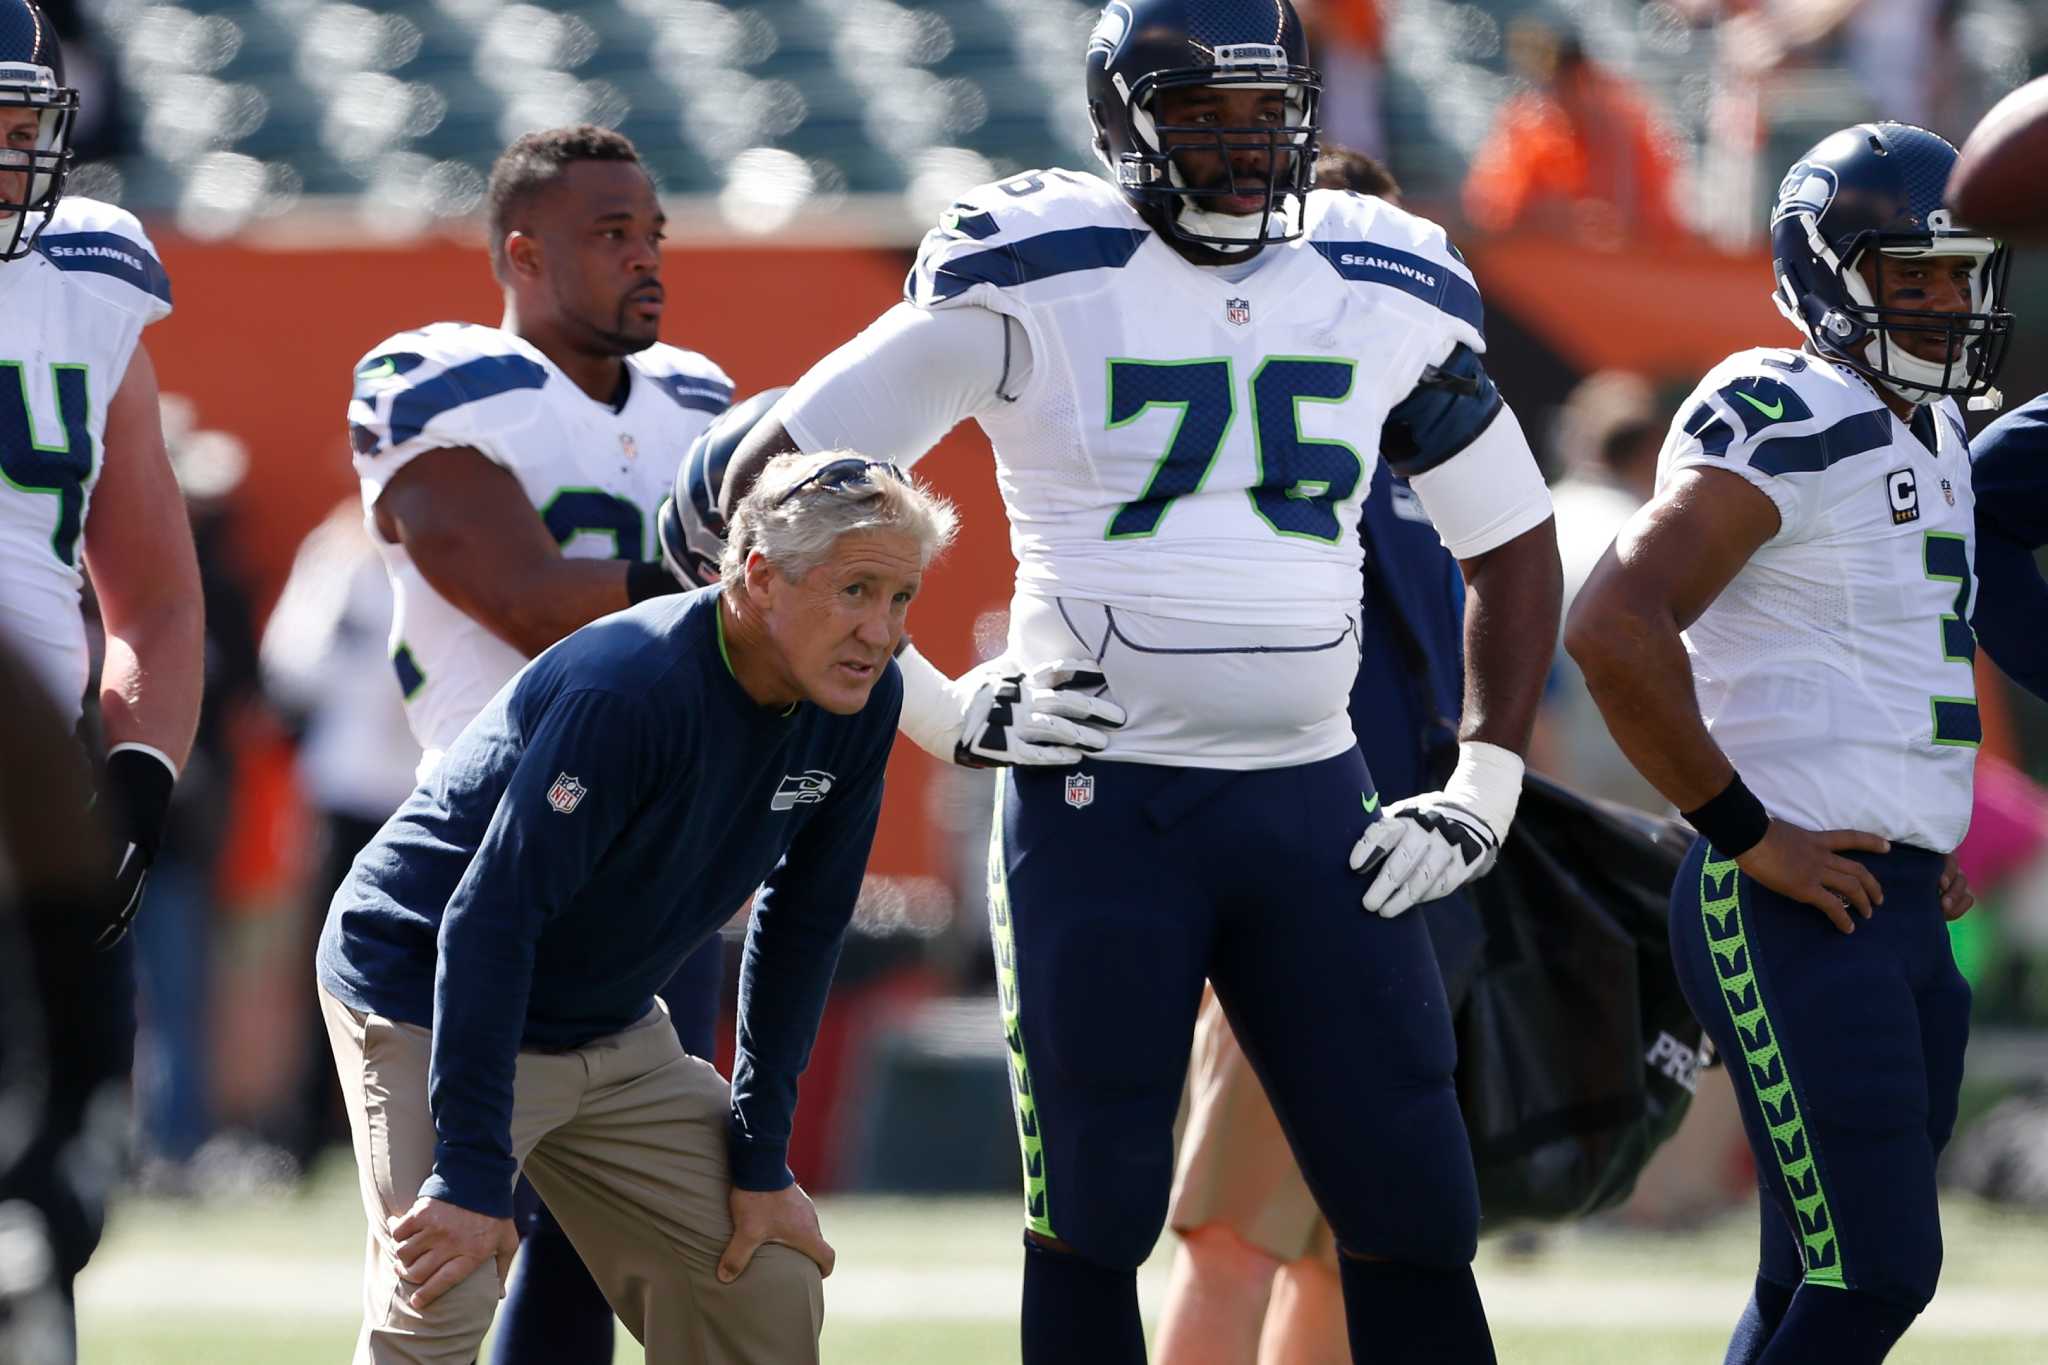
[1735,821,1888,934]
[1350,741,1523,918]
[953,658,1126,767]
[720,1183,835,1282]
[388,1196,519,1310]
[1939,852,1974,922]
[1351,794,1501,918]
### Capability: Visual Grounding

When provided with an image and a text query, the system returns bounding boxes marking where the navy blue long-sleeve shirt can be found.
[1970,394,2048,700]
[316,587,900,1217]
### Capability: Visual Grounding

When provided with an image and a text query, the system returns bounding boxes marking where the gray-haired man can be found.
[316,451,957,1364]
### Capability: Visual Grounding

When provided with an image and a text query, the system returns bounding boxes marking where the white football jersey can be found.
[0,197,173,725]
[1661,348,1979,852]
[348,323,732,759]
[904,170,1489,767]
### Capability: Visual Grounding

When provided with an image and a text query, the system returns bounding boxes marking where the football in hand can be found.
[1947,75,2048,242]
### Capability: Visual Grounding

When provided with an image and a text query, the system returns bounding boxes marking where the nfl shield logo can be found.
[1063,773,1095,809]
[547,773,587,814]
[619,433,638,461]
[1225,297,1251,326]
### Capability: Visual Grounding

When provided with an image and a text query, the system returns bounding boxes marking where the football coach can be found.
[315,450,957,1364]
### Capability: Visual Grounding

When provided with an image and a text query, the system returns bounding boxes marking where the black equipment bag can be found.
[1454,772,1711,1227]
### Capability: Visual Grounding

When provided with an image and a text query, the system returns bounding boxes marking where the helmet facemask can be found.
[0,58,76,262]
[1836,229,2012,407]
[1099,54,1320,258]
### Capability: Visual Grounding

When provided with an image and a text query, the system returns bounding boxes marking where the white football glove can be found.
[897,645,1127,767]
[1350,742,1524,918]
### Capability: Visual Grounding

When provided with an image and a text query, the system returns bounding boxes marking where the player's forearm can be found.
[98,590,204,771]
[448,557,639,659]
[1565,579,1735,812]
[1454,518,1561,757]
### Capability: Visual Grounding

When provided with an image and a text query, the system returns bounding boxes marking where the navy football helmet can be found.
[657,386,789,587]
[0,0,75,261]
[1771,122,2011,408]
[1086,0,1320,257]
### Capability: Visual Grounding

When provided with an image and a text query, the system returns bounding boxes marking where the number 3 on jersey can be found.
[1924,530,1980,748]
[1105,356,1362,543]
[0,361,94,567]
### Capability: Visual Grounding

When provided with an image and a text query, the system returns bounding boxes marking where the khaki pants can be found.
[1169,986,1335,1266]
[320,985,823,1364]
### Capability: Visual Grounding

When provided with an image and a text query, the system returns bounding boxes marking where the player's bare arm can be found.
[372,446,641,658]
[82,341,202,771]
[1455,516,1562,756]
[82,341,203,946]
[1565,467,1886,932]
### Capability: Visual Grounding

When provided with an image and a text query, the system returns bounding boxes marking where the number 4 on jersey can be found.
[0,361,94,567]
[1105,356,1363,543]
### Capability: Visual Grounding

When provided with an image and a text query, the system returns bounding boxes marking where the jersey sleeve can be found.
[346,326,553,504]
[1307,192,1487,360]
[1971,395,2048,551]
[903,170,1147,322]
[33,197,172,327]
[641,346,735,417]
[1656,352,1865,544]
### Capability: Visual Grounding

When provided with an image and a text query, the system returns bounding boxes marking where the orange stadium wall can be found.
[145,234,1784,883]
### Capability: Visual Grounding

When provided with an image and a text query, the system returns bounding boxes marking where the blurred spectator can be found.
[1711,0,1959,133]
[35,0,128,163]
[1462,21,1690,247]
[127,404,263,1185]
[258,500,417,1172]
[1529,371,1668,813]
[1298,0,1388,160]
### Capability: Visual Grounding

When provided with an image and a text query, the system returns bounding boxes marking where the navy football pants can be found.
[1670,840,1969,1333]
[992,751,1480,1271]
[491,935,725,1365]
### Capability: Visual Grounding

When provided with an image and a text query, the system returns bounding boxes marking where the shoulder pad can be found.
[1673,349,1891,477]
[905,169,1148,310]
[33,197,173,320]
[348,323,551,459]
[634,344,735,415]
[1304,191,1484,348]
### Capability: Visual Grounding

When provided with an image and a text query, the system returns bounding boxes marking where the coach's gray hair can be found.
[720,449,959,592]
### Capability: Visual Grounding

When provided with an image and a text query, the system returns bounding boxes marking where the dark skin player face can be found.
[1152,85,1292,218]
[502,159,667,375]
[1855,251,1977,366]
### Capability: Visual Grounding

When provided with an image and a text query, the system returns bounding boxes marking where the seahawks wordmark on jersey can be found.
[903,170,1493,767]
[0,197,172,725]
[348,323,732,761]
[1662,348,1979,852]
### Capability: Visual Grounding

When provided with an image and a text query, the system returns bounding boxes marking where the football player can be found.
[1965,393,2048,691]
[706,3,1563,1360]
[344,124,731,1363]
[0,0,202,1343]
[1567,123,2007,1363]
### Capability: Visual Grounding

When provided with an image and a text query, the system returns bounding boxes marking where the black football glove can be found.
[95,744,176,951]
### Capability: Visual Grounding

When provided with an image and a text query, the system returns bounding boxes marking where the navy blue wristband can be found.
[1682,773,1771,858]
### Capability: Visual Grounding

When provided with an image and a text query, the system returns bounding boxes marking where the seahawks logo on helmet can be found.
[1088,1,1133,60]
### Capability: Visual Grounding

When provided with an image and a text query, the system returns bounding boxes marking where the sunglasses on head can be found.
[773,457,910,508]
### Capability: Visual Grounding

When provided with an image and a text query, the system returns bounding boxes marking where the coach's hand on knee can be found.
[387,1196,520,1310]
[719,1184,835,1283]
[1735,820,1888,934]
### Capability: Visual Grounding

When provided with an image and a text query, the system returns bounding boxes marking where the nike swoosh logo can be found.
[356,358,396,381]
[1736,390,1784,420]
[1361,792,1380,814]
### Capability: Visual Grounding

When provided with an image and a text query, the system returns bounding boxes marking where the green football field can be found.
[76,1156,2048,1363]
